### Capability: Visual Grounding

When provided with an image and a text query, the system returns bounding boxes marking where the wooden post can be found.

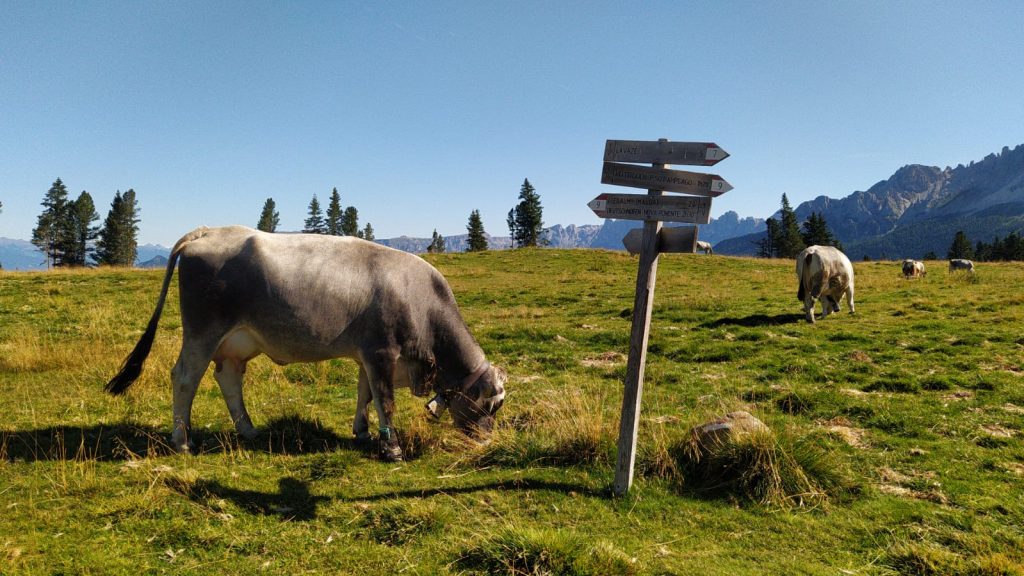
[613,140,668,496]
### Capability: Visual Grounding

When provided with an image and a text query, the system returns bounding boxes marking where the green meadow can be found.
[1,250,1022,575]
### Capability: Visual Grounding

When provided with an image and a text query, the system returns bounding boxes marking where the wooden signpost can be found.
[601,163,733,197]
[590,138,732,495]
[622,226,698,256]
[588,193,712,224]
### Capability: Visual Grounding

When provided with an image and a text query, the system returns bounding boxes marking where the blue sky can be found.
[2,1,1022,246]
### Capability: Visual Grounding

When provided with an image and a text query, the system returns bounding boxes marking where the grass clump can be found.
[356,501,449,546]
[675,423,859,509]
[456,527,638,576]
[467,386,615,469]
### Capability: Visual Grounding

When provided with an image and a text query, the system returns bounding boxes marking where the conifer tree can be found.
[947,230,973,260]
[776,193,806,258]
[800,212,841,250]
[65,191,100,266]
[304,194,326,234]
[509,178,545,247]
[326,188,344,235]
[32,178,71,268]
[342,206,359,236]
[361,223,374,242]
[257,198,280,232]
[466,209,488,252]
[757,218,779,258]
[428,229,445,253]
[506,209,516,248]
[96,189,140,266]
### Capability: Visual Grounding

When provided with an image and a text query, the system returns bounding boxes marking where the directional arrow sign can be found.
[622,226,698,255]
[601,162,733,196]
[604,140,729,166]
[588,193,712,224]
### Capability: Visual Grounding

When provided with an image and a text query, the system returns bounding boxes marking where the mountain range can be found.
[717,143,1024,259]
[3,143,1022,268]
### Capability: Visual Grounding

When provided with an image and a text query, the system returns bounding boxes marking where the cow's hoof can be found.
[380,441,404,463]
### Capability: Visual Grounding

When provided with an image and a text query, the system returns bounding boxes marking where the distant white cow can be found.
[796,245,856,324]
[949,259,975,273]
[902,259,926,278]
[696,240,713,255]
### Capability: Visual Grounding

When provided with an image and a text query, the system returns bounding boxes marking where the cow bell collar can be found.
[425,361,491,420]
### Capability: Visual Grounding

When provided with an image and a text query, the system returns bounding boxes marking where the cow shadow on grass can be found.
[701,312,806,328]
[0,415,370,462]
[172,476,330,522]
[172,476,604,522]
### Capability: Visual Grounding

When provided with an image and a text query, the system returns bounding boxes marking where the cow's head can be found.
[447,363,506,438]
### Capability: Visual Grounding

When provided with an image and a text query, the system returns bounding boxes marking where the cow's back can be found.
[176,226,457,363]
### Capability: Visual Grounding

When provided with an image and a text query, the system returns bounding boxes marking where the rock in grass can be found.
[690,411,770,452]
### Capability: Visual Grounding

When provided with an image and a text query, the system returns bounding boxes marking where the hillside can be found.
[2,252,1022,574]
[718,143,1024,258]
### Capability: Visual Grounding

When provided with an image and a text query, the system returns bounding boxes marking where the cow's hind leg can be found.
[352,366,373,442]
[214,358,257,441]
[170,338,218,453]
[361,353,403,462]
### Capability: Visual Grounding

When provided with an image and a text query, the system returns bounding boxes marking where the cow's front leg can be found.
[214,358,257,441]
[352,366,372,442]
[362,354,403,462]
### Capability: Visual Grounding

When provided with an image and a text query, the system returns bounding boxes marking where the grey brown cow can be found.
[949,259,975,273]
[796,245,856,323]
[106,226,505,462]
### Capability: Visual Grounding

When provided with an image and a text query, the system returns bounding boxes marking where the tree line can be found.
[29,178,140,268]
[258,177,546,254]
[945,230,1024,262]
[757,193,842,258]
[13,175,549,269]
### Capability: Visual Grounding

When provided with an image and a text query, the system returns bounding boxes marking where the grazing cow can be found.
[696,240,714,255]
[902,259,926,278]
[106,226,506,462]
[949,259,975,273]
[796,245,856,324]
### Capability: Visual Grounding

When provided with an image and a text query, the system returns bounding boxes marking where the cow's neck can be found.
[430,317,486,389]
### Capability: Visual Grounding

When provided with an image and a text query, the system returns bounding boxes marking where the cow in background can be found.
[696,240,713,255]
[949,259,975,273]
[902,259,926,278]
[796,245,856,324]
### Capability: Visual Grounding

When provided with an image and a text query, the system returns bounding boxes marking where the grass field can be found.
[1,250,1022,575]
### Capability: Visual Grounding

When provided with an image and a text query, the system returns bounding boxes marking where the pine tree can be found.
[257,198,280,232]
[800,212,841,250]
[506,209,516,248]
[96,189,140,266]
[65,191,100,267]
[510,178,545,247]
[326,188,344,236]
[361,223,375,242]
[776,194,805,258]
[342,206,359,236]
[947,230,973,260]
[428,229,445,253]
[304,194,326,234]
[757,218,779,258]
[31,178,71,268]
[466,209,488,252]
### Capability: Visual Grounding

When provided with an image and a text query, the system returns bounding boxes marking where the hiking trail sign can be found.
[590,138,732,495]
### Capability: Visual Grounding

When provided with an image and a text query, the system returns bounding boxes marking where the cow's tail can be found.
[797,253,811,301]
[105,227,208,395]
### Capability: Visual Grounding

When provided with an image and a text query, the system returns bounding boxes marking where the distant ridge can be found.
[716,143,1024,259]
